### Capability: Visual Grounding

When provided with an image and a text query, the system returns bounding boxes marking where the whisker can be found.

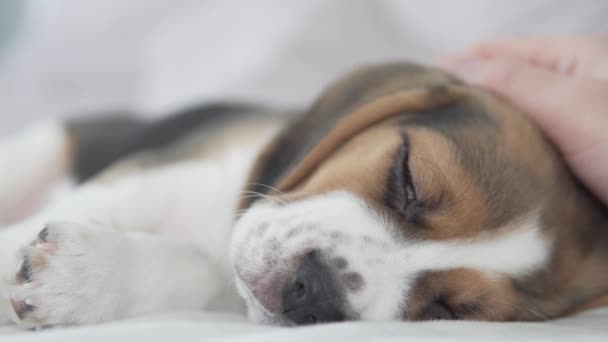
[233,190,286,219]
[238,194,279,205]
[245,183,291,203]
[233,191,286,220]
[240,190,287,206]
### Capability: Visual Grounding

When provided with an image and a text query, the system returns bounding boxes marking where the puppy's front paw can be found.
[8,222,130,328]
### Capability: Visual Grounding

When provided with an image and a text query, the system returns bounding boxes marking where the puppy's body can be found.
[0,63,607,328]
[0,104,285,325]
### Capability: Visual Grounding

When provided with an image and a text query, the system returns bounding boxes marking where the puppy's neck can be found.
[548,196,608,317]
[515,187,608,320]
[568,204,608,308]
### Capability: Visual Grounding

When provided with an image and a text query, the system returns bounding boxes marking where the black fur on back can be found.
[67,103,267,182]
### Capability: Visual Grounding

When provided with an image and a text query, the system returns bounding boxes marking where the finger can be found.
[447,57,608,203]
[438,37,554,68]
[439,35,608,75]
[446,57,608,157]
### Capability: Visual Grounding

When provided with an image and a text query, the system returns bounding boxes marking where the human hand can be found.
[440,35,608,205]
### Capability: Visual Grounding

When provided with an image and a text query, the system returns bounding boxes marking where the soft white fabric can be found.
[1,0,607,134]
[1,0,608,340]
[1,309,608,341]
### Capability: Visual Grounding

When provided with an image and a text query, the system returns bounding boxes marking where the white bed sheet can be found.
[1,308,607,341]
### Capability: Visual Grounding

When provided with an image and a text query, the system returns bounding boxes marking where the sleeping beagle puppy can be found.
[0,62,606,328]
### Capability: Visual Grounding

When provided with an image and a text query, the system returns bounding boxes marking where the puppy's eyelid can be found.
[404,200,423,223]
[386,136,424,223]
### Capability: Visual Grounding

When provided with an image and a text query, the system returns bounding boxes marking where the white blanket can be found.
[2,308,608,341]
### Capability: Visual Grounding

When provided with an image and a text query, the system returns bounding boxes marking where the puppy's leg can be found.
[6,222,223,328]
[0,158,248,327]
[0,114,147,224]
[0,121,72,224]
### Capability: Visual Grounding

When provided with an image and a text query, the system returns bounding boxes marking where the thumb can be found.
[445,57,608,157]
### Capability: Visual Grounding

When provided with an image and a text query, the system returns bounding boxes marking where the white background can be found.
[0,0,607,135]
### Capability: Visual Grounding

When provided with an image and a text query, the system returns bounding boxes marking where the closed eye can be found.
[386,138,422,222]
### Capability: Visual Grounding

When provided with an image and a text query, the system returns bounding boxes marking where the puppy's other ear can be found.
[240,63,464,209]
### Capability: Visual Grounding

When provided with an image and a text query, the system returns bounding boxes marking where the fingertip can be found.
[435,46,491,70]
[435,53,471,69]
[443,57,533,92]
[442,59,484,84]
[439,55,509,86]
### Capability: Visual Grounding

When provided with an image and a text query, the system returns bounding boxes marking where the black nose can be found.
[282,252,345,325]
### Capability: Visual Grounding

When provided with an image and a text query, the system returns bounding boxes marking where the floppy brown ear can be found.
[240,63,464,209]
[276,85,465,191]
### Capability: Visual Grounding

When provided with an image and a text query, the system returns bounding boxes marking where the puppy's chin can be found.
[247,307,295,327]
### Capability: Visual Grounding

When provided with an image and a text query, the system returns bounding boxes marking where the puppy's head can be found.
[231,63,608,325]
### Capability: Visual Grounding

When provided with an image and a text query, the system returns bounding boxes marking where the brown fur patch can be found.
[286,125,403,201]
[405,269,522,321]
[570,294,608,316]
[403,128,488,239]
[277,86,465,192]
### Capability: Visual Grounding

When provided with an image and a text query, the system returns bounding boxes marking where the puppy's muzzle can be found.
[281,252,345,325]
